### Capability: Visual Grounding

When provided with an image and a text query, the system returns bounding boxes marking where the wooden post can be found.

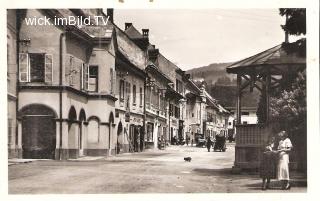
[237,74,242,124]
[266,71,271,123]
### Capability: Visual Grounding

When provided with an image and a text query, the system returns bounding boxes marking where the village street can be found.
[8,143,306,194]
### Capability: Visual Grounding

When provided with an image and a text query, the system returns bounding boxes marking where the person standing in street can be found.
[260,136,277,190]
[206,136,212,152]
[277,130,293,190]
[186,135,189,146]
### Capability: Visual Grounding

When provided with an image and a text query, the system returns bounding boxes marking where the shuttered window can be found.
[19,53,53,83]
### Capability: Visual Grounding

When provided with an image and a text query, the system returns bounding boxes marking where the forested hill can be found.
[186,63,260,108]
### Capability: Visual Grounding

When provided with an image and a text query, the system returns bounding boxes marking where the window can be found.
[133,85,136,105]
[241,112,249,116]
[146,123,154,142]
[125,81,131,109]
[176,79,183,94]
[243,121,248,125]
[19,53,53,83]
[80,63,89,91]
[88,65,98,92]
[110,68,116,94]
[119,80,125,102]
[140,87,143,107]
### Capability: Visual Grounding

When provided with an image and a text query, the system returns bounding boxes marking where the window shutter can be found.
[80,63,84,90]
[113,68,116,95]
[84,64,89,90]
[45,54,53,83]
[110,68,114,94]
[19,53,29,82]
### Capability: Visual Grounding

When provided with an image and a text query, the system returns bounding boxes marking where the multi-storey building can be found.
[203,91,230,139]
[184,80,206,143]
[16,9,117,159]
[124,23,182,148]
[8,8,230,160]
[7,9,18,158]
[112,20,147,153]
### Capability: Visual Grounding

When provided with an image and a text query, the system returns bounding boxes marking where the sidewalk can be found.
[8,158,52,166]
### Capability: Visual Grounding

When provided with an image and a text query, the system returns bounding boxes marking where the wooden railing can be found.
[234,124,271,169]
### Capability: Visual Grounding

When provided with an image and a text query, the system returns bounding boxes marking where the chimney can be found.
[125,23,132,30]
[106,8,114,23]
[142,29,149,38]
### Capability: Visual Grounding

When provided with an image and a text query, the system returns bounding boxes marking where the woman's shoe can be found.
[261,183,267,190]
[284,183,291,190]
[266,183,271,189]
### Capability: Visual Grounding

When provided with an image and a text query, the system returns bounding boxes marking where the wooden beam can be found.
[266,70,271,122]
[237,74,242,124]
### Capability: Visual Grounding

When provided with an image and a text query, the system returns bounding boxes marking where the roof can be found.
[204,91,229,114]
[114,26,146,70]
[125,25,143,39]
[124,24,187,81]
[226,43,306,74]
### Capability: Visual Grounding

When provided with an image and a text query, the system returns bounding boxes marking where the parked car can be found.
[195,133,206,147]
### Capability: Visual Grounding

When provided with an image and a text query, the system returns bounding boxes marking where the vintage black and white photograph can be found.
[5,1,317,197]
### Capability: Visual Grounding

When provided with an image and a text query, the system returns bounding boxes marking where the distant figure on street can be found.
[186,136,190,146]
[277,130,293,190]
[191,138,194,147]
[206,136,212,152]
[260,136,277,190]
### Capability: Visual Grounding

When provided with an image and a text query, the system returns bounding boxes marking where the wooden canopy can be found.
[226,43,306,123]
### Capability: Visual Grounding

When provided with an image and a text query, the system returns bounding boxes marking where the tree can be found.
[257,8,306,123]
[280,8,306,56]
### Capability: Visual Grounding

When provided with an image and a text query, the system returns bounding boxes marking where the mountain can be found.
[187,63,235,85]
[187,63,260,108]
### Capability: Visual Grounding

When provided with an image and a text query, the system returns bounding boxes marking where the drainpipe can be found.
[15,10,20,157]
[143,78,146,151]
[59,32,66,160]
[168,99,171,145]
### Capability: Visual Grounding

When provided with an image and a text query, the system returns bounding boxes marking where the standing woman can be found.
[260,136,277,190]
[277,130,293,190]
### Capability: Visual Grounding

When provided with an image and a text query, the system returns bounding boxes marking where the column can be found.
[237,74,242,124]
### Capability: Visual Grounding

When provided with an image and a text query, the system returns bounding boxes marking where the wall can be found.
[7,9,18,158]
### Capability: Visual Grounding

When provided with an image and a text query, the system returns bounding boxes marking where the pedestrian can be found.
[277,130,293,190]
[260,136,277,190]
[186,135,189,146]
[206,136,212,152]
[191,138,194,147]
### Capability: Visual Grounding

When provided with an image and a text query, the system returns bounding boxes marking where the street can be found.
[8,143,306,194]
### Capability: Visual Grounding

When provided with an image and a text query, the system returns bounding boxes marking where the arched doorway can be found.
[19,104,57,159]
[117,121,123,154]
[108,112,114,155]
[79,109,86,156]
[68,106,78,158]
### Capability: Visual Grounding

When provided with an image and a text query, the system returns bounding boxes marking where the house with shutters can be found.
[16,9,118,159]
[124,23,187,148]
[110,18,147,154]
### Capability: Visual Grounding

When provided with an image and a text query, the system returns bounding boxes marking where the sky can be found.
[114,9,286,70]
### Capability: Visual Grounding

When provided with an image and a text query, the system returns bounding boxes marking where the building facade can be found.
[7,9,19,158]
[8,8,229,160]
[16,9,117,159]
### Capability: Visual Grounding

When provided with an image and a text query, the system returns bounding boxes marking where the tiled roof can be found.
[114,26,146,70]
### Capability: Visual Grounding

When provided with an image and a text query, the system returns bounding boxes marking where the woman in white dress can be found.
[277,130,293,190]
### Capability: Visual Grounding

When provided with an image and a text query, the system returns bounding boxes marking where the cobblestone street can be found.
[8,143,307,194]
